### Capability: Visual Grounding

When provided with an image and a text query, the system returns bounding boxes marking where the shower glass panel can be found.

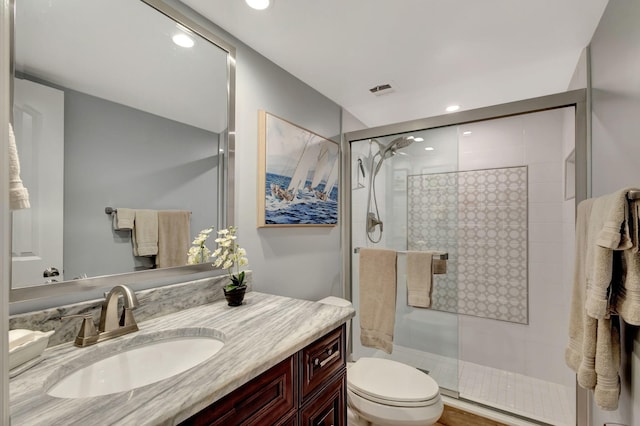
[349,106,577,426]
[350,126,461,395]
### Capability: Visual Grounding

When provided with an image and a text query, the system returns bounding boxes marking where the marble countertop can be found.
[10,291,355,425]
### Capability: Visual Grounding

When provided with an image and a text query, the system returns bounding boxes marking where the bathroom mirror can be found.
[9,0,235,301]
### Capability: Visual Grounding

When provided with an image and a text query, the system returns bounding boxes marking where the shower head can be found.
[383,136,414,155]
[370,136,414,158]
[371,136,415,176]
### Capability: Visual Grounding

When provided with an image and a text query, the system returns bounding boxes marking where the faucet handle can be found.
[62,314,98,347]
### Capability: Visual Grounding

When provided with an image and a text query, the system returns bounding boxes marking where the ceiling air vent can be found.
[369,83,394,96]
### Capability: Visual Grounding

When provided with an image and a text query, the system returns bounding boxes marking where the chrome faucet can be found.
[63,284,139,347]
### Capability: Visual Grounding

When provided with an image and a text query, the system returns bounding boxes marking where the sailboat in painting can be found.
[314,155,338,201]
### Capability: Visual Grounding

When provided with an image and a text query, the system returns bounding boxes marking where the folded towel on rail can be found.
[133,209,158,257]
[406,251,434,308]
[566,195,622,411]
[156,210,191,268]
[359,248,397,354]
[586,188,638,319]
[614,198,640,325]
[594,316,621,411]
[113,208,135,231]
[566,198,594,374]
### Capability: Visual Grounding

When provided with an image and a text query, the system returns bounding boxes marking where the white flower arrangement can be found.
[187,226,214,264]
[212,226,249,290]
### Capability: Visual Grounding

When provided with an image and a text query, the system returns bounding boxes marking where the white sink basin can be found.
[47,335,224,398]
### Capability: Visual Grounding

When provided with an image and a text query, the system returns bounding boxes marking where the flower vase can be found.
[223,285,247,306]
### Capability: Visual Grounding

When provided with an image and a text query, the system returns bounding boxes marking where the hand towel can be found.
[359,248,397,354]
[133,209,158,257]
[593,316,621,411]
[406,251,434,308]
[586,188,638,319]
[156,210,191,268]
[616,248,640,325]
[8,123,30,210]
[614,199,640,325]
[595,188,637,250]
[113,208,135,231]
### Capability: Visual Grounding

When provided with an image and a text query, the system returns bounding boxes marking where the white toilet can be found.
[318,297,444,426]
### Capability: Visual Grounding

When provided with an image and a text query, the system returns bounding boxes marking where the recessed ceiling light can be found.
[172,33,194,48]
[446,105,460,112]
[414,137,424,142]
[424,147,435,151]
[463,131,472,136]
[246,0,270,10]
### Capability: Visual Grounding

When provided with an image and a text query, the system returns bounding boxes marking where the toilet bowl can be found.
[347,357,443,426]
[318,297,444,426]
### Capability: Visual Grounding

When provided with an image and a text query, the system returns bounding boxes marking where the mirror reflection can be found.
[11,0,230,289]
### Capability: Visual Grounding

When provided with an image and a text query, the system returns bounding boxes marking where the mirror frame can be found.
[9,0,236,304]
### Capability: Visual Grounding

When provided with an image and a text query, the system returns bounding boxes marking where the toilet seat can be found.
[347,357,440,408]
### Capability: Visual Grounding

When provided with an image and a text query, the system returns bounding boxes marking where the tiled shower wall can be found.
[408,166,528,323]
[456,109,576,388]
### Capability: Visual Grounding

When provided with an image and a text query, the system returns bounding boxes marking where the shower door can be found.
[350,126,461,396]
[347,104,578,426]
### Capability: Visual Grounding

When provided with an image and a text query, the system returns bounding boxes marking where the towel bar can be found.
[105,207,192,215]
[353,247,448,260]
[628,190,640,200]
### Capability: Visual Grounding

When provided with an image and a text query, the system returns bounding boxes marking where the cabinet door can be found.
[300,371,346,426]
[300,325,345,403]
[181,355,297,426]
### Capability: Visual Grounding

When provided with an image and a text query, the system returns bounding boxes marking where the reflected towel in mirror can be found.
[133,209,158,257]
[8,123,30,210]
[156,210,191,268]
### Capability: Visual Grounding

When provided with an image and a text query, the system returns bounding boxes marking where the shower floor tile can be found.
[370,344,574,426]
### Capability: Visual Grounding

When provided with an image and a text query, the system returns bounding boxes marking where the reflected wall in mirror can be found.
[10,0,234,292]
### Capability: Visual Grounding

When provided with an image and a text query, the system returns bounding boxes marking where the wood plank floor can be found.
[436,404,509,426]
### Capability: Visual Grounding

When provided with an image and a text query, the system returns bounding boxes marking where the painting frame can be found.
[257,110,340,227]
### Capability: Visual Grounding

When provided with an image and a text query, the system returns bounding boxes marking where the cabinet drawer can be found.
[300,371,346,426]
[300,325,345,402]
[181,355,296,426]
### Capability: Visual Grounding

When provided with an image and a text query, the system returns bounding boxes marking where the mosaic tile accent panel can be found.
[408,167,528,323]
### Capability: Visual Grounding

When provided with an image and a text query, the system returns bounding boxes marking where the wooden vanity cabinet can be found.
[181,324,346,426]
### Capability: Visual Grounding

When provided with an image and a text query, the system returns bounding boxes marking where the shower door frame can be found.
[341,89,589,425]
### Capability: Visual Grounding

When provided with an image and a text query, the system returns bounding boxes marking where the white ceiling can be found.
[15,0,229,133]
[181,0,609,128]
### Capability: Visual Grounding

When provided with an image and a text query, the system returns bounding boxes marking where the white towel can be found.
[359,248,397,354]
[156,210,191,268]
[406,251,434,308]
[133,209,158,257]
[8,123,30,210]
[113,208,135,231]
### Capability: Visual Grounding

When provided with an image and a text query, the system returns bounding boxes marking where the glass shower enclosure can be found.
[343,91,587,426]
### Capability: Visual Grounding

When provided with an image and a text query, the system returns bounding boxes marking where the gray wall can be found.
[589,0,640,425]
[137,1,344,302]
[63,88,219,279]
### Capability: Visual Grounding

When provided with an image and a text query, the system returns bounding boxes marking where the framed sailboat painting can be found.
[257,110,339,227]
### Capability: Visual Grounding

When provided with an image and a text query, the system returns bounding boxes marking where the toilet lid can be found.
[348,358,439,405]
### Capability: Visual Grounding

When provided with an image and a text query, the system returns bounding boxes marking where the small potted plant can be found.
[212,226,249,306]
[187,226,214,264]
